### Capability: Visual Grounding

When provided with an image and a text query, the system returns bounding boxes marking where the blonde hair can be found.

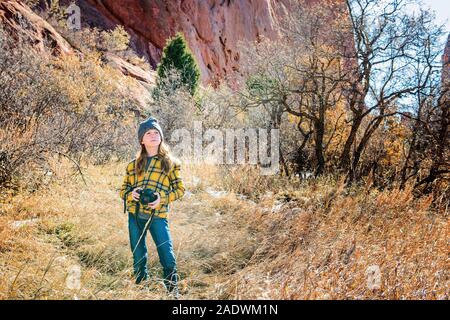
[135,140,179,175]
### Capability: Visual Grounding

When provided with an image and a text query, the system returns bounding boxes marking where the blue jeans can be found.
[128,212,178,289]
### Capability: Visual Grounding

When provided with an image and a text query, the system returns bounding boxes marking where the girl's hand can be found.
[131,187,142,201]
[147,192,161,209]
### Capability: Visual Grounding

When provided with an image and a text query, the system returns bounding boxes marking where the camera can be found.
[137,189,158,205]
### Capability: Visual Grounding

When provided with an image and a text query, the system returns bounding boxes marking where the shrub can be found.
[153,32,200,98]
[0,27,138,190]
[101,25,130,52]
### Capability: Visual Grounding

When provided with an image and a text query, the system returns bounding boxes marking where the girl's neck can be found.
[144,145,158,157]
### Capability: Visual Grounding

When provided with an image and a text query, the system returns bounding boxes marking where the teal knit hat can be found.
[137,117,164,143]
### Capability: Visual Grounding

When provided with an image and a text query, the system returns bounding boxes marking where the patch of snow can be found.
[236,193,248,200]
[271,200,284,213]
[300,171,314,179]
[261,191,274,201]
[9,218,40,229]
[205,187,228,198]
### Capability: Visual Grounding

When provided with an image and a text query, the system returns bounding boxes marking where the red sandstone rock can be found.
[0,0,155,107]
[0,0,73,55]
[2,0,350,89]
[72,0,296,85]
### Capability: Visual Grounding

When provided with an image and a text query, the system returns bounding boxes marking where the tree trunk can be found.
[340,111,363,171]
[314,119,325,176]
[350,116,383,181]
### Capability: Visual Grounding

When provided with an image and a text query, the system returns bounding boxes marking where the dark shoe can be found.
[135,277,147,285]
[164,271,179,295]
[135,271,148,285]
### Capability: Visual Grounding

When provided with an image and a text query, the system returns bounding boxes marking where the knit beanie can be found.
[137,116,164,143]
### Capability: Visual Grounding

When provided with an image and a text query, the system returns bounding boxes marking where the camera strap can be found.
[123,156,155,215]
[131,156,158,255]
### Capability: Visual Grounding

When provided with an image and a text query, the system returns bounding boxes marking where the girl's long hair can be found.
[135,140,179,176]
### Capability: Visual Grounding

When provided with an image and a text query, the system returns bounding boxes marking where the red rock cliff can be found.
[64,0,300,85]
[3,0,347,86]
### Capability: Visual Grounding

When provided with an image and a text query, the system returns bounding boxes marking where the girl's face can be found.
[141,129,161,148]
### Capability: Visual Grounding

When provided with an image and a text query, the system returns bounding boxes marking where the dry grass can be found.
[0,159,256,299]
[216,176,449,299]
[0,159,447,299]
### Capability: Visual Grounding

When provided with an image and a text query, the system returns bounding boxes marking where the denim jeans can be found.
[128,212,178,289]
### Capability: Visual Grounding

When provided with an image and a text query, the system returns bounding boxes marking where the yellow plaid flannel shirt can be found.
[120,156,185,218]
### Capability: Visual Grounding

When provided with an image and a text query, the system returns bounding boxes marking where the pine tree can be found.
[153,32,200,98]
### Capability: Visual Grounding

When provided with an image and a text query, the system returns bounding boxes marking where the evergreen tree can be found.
[153,32,200,98]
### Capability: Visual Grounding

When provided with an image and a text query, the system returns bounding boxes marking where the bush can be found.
[147,69,200,141]
[153,32,200,98]
[0,27,138,190]
[101,25,130,52]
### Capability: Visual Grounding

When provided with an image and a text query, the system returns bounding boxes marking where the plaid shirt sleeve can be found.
[159,162,185,206]
[120,161,134,202]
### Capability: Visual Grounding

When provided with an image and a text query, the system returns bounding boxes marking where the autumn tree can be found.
[339,0,445,183]
[238,0,351,176]
[237,0,446,194]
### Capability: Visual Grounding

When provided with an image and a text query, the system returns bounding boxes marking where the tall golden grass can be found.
[0,158,447,299]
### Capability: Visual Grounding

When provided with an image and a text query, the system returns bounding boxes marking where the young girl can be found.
[120,116,185,296]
